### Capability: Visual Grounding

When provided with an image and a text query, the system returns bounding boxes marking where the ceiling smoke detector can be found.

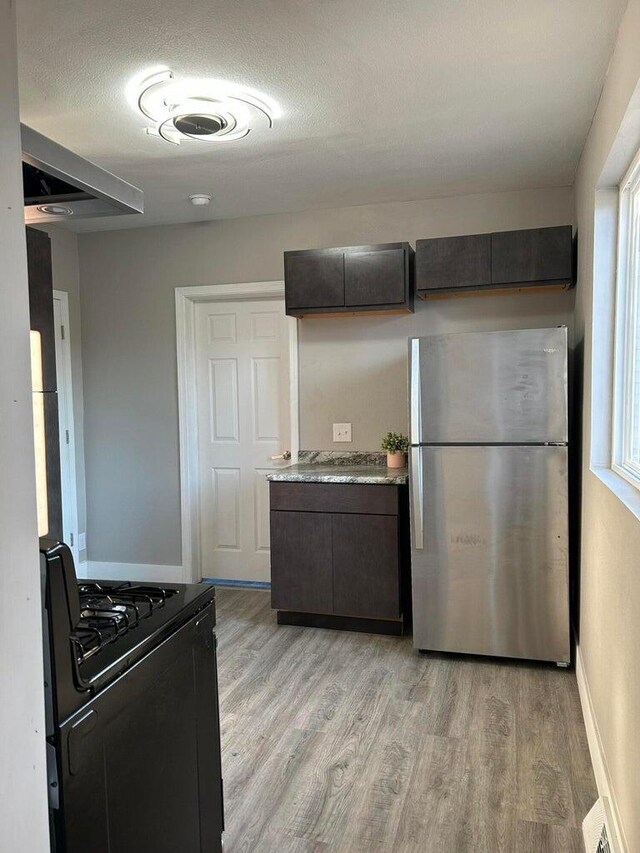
[189,193,212,206]
[128,68,279,146]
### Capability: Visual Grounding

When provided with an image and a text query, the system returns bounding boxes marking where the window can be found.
[612,147,640,487]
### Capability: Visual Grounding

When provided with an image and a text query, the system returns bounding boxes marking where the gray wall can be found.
[0,0,49,845]
[300,285,573,451]
[574,0,640,849]
[39,225,87,561]
[78,185,574,565]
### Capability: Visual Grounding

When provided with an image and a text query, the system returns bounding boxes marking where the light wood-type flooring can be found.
[215,587,596,853]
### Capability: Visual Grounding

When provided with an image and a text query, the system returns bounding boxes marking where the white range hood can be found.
[21,124,143,224]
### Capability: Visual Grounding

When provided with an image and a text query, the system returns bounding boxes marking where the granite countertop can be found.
[265,451,408,485]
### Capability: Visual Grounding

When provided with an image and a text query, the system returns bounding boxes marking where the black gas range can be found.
[40,539,224,853]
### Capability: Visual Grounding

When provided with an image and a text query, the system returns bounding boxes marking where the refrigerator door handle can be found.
[410,446,424,550]
[410,338,422,443]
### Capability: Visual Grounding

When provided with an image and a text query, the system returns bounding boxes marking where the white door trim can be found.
[53,289,80,564]
[176,281,299,583]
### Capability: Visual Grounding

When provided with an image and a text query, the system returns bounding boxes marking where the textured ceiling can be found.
[17,0,626,232]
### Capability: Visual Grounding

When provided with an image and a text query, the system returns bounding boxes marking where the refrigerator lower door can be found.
[410,444,570,663]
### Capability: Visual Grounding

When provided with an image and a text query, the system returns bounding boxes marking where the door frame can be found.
[175,281,299,583]
[52,289,80,564]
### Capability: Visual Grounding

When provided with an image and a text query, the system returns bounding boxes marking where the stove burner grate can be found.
[71,582,178,663]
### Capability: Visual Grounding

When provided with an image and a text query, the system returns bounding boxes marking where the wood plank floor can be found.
[215,587,596,853]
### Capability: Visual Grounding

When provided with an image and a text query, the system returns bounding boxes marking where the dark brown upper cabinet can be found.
[491,225,573,286]
[26,226,63,542]
[416,233,491,295]
[416,225,574,298]
[284,242,414,317]
[27,227,57,392]
[344,248,406,307]
[284,249,344,311]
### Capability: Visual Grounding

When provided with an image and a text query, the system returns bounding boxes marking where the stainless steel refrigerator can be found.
[408,327,570,665]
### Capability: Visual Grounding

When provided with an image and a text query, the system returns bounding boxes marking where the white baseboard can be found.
[575,645,628,853]
[78,560,185,585]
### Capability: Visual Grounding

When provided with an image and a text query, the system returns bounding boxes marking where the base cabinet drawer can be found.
[269,481,398,515]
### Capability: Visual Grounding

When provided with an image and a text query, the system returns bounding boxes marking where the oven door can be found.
[54,605,223,853]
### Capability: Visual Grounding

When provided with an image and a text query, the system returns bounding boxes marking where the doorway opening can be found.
[176,282,299,584]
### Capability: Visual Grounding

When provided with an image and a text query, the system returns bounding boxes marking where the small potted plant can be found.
[381,432,409,468]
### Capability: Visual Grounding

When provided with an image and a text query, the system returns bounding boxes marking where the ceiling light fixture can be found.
[36,204,74,216]
[128,68,279,146]
[189,193,212,206]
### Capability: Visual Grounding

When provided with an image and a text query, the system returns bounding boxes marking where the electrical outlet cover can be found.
[333,423,352,442]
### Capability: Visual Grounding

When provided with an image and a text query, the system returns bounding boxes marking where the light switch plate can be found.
[333,423,352,442]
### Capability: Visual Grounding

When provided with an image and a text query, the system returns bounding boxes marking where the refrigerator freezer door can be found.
[410,445,570,663]
[409,327,568,444]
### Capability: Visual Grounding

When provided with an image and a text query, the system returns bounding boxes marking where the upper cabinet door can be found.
[284,250,344,311]
[344,247,406,306]
[491,226,573,285]
[416,234,491,293]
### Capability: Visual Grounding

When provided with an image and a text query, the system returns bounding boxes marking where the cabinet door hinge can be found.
[65,429,70,445]
[60,324,65,341]
[69,532,74,547]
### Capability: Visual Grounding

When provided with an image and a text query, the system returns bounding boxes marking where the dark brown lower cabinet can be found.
[270,511,333,613]
[332,514,400,619]
[269,482,410,635]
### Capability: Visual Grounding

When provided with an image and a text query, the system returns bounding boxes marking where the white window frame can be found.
[612,145,640,489]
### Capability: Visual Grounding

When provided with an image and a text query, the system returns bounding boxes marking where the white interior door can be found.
[194,299,292,581]
[53,291,79,565]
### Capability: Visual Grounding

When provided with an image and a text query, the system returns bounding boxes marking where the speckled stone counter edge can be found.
[297,450,388,466]
[265,450,408,485]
